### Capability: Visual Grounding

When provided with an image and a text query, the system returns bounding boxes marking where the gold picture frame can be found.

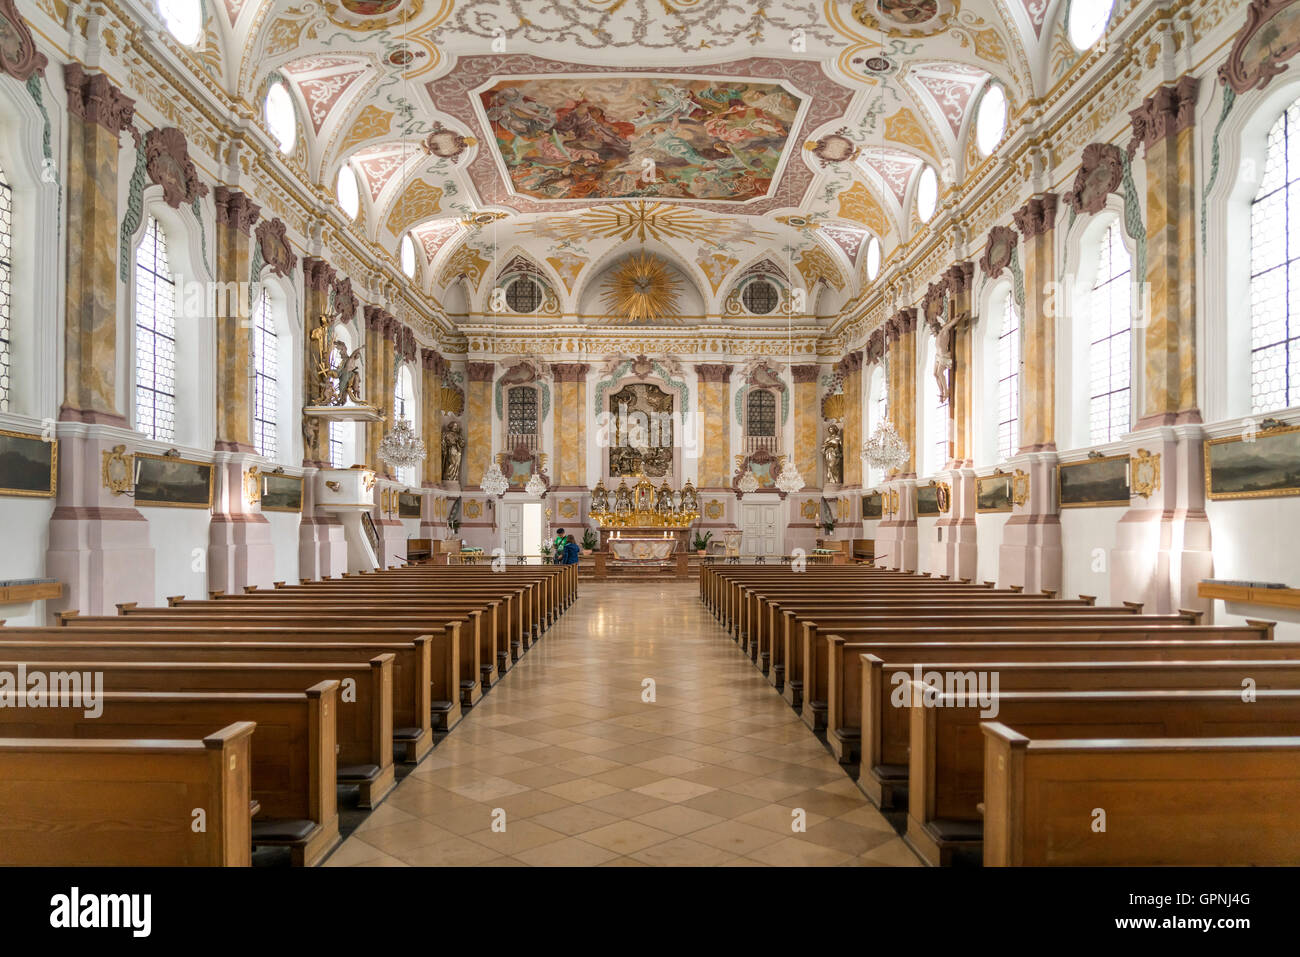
[101,444,131,496]
[0,427,57,498]
[862,491,883,520]
[260,473,304,513]
[1205,422,1300,501]
[1058,454,1131,508]
[1132,448,1161,499]
[133,452,213,509]
[975,473,1013,512]
[1011,468,1030,506]
[397,491,422,518]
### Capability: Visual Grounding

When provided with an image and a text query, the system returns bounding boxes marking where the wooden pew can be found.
[0,629,439,761]
[820,621,1276,753]
[0,722,254,866]
[906,682,1300,865]
[856,641,1300,808]
[982,722,1300,865]
[0,656,396,808]
[0,684,339,866]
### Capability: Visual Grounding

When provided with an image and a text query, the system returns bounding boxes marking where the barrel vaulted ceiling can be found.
[199,0,1075,324]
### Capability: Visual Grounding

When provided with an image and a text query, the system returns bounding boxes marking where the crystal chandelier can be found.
[738,468,760,494]
[775,457,804,495]
[863,420,909,472]
[524,471,547,497]
[378,418,426,471]
[480,461,509,497]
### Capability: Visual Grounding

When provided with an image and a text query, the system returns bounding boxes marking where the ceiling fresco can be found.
[203,0,1065,324]
[477,76,804,203]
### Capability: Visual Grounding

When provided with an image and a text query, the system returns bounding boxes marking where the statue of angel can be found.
[330,341,365,406]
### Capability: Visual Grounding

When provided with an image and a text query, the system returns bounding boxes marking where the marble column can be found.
[213,188,260,453]
[999,195,1063,593]
[694,364,733,490]
[878,309,918,571]
[363,306,386,470]
[378,317,398,479]
[840,351,864,490]
[791,365,820,485]
[46,67,155,617]
[419,348,445,540]
[465,361,496,487]
[1110,76,1211,614]
[938,262,977,580]
[552,363,590,491]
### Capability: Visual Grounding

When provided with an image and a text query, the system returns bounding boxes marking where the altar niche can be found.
[608,382,674,478]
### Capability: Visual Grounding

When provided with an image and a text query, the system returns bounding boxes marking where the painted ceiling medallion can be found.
[1219,0,1300,93]
[852,0,959,37]
[603,253,681,324]
[423,121,475,161]
[523,200,774,245]
[806,129,861,167]
[325,0,425,29]
[478,76,802,202]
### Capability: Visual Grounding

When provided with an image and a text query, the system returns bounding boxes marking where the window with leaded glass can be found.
[996,295,1020,460]
[507,386,538,435]
[134,216,177,441]
[252,288,278,458]
[0,164,10,413]
[329,421,345,468]
[1250,95,1300,415]
[1088,219,1132,444]
[746,389,776,437]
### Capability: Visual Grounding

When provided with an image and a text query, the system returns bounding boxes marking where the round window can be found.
[505,277,543,314]
[742,278,780,315]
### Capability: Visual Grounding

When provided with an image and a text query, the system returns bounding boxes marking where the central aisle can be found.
[326,579,919,866]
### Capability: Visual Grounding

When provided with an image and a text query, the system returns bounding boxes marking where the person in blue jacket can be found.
[561,534,581,565]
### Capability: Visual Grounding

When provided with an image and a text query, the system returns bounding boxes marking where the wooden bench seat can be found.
[982,722,1300,865]
[0,684,339,866]
[819,622,1275,753]
[0,656,397,808]
[0,722,254,866]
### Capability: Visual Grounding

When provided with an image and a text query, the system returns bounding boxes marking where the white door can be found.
[741,502,781,557]
[503,502,523,556]
[521,502,543,563]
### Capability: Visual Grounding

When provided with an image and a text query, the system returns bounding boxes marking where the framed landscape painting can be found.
[398,491,422,518]
[260,473,303,513]
[916,483,949,516]
[1206,424,1300,500]
[976,474,1013,512]
[0,428,56,497]
[1058,455,1130,508]
[133,453,213,509]
[862,491,883,520]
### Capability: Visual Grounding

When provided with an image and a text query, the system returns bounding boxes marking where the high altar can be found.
[589,473,698,555]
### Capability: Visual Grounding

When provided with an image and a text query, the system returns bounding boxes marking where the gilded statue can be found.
[823,422,844,485]
[441,421,464,483]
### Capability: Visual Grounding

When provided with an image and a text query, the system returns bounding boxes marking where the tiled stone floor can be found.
[325,579,920,867]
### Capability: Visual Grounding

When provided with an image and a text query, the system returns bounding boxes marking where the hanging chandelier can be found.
[863,419,909,472]
[775,457,805,495]
[480,460,509,497]
[738,468,760,494]
[378,418,426,471]
[524,471,547,498]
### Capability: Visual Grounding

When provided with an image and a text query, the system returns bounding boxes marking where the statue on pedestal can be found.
[441,421,464,483]
[822,423,844,485]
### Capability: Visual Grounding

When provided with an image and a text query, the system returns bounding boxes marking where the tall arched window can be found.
[866,365,887,486]
[134,216,178,441]
[1250,95,1300,414]
[506,385,538,451]
[252,288,278,458]
[0,163,10,413]
[745,388,777,453]
[996,295,1020,461]
[1087,219,1132,444]
[393,368,416,485]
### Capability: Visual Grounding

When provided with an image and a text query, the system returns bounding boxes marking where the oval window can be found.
[916,165,938,223]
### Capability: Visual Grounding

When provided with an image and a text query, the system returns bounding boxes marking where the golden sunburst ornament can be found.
[603,253,681,323]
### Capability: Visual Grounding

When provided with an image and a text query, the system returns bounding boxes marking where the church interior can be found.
[0,0,1298,875]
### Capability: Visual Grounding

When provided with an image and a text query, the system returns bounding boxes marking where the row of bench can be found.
[0,563,578,865]
[699,564,1300,866]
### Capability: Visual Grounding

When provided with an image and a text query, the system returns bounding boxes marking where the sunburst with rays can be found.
[602,253,682,324]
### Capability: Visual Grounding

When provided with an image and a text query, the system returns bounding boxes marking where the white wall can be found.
[0,497,55,625]
[1206,498,1300,639]
[142,507,211,606]
[975,512,1007,586]
[1060,507,1126,605]
[266,512,301,585]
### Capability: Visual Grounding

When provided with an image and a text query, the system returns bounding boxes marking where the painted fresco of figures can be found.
[823,422,844,485]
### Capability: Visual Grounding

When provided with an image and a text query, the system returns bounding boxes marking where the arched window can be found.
[995,295,1020,460]
[265,81,296,155]
[866,364,887,486]
[393,367,416,484]
[1087,219,1132,444]
[916,166,938,223]
[506,385,538,448]
[976,84,1007,157]
[329,422,345,468]
[400,234,417,278]
[134,216,177,441]
[159,0,202,45]
[252,288,278,458]
[337,164,359,220]
[746,389,776,437]
[1068,0,1115,50]
[865,236,881,281]
[1249,95,1300,414]
[0,163,10,413]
